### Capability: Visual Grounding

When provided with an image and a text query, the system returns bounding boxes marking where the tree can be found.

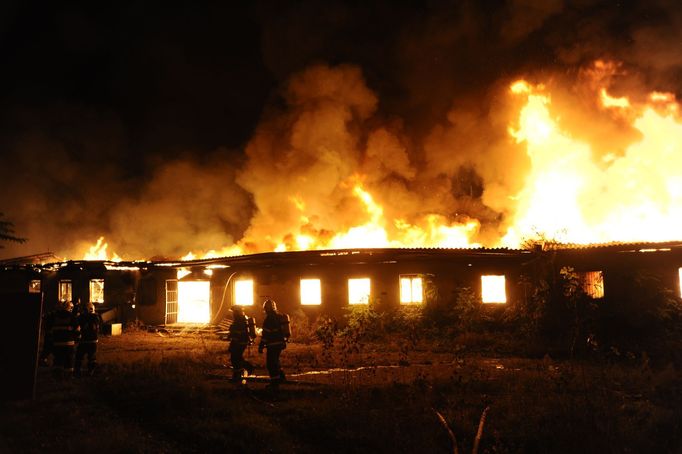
[0,213,26,248]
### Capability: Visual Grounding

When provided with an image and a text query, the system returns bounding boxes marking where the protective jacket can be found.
[229,315,255,347]
[259,312,290,349]
[77,312,101,344]
[52,309,78,347]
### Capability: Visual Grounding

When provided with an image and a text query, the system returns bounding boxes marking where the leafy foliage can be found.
[0,212,26,248]
[594,271,682,355]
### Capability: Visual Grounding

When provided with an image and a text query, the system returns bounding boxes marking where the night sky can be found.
[1,1,681,259]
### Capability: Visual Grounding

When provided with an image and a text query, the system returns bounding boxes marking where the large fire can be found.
[502,73,682,246]
[81,61,682,261]
[82,237,122,262]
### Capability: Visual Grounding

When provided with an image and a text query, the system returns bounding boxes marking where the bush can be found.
[339,302,383,354]
[421,286,487,336]
[595,271,682,356]
[289,309,316,343]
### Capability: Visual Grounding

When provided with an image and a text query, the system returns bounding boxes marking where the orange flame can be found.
[83,237,122,262]
[84,61,682,260]
[502,77,682,246]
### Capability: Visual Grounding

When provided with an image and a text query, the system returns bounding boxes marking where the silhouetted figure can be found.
[75,303,101,377]
[51,301,78,378]
[228,305,256,383]
[258,299,290,389]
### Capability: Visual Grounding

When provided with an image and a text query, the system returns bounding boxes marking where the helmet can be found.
[87,303,96,314]
[263,299,277,313]
[61,300,73,311]
[230,305,244,314]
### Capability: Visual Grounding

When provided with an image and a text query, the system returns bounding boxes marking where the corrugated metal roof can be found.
[5,241,681,271]
[540,240,682,251]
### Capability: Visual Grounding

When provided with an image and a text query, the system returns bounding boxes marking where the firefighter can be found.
[51,300,79,378]
[228,305,256,383]
[75,302,101,377]
[258,299,291,388]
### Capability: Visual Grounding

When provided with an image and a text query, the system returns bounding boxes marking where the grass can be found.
[1,331,681,453]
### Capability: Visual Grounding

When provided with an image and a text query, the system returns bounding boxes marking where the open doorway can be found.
[176,280,211,323]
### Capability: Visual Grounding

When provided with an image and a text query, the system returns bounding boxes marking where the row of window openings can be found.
[43,268,680,305]
[33,279,105,304]
[233,275,509,307]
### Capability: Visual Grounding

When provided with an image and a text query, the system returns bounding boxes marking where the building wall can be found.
[136,268,175,326]
[8,246,678,327]
[0,268,40,295]
[207,255,524,327]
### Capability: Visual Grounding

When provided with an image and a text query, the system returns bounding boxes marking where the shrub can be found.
[289,309,316,343]
[595,271,682,356]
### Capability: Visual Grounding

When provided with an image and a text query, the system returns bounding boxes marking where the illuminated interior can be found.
[348,278,371,305]
[399,275,423,304]
[89,279,104,303]
[177,280,210,323]
[300,278,322,305]
[481,275,507,304]
[58,280,72,303]
[580,271,605,299]
[235,279,254,306]
[29,280,41,293]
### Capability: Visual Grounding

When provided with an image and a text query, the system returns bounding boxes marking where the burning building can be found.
[3,56,682,330]
[3,241,682,330]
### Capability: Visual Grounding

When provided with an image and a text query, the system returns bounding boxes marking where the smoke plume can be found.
[2,1,682,258]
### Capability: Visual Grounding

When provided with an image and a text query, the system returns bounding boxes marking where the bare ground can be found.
[1,329,681,453]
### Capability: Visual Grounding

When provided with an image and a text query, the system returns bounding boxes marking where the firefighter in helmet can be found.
[51,300,79,378]
[258,299,290,388]
[75,302,102,377]
[228,305,256,383]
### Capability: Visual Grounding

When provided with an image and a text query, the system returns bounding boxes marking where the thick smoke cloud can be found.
[2,1,682,258]
[236,64,378,251]
[0,106,252,259]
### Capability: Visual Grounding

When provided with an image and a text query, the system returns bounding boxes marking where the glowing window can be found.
[89,279,104,303]
[481,275,506,304]
[579,271,604,299]
[29,280,41,293]
[300,279,322,306]
[235,279,254,306]
[348,278,371,305]
[58,280,72,303]
[400,275,423,304]
[177,280,210,323]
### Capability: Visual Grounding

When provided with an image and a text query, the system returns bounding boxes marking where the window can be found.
[58,280,72,303]
[89,279,105,303]
[399,275,423,304]
[29,280,41,293]
[481,275,506,304]
[235,279,254,306]
[348,278,371,305]
[300,279,322,306]
[579,271,604,299]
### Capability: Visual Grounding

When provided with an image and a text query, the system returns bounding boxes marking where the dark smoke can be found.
[1,1,681,258]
